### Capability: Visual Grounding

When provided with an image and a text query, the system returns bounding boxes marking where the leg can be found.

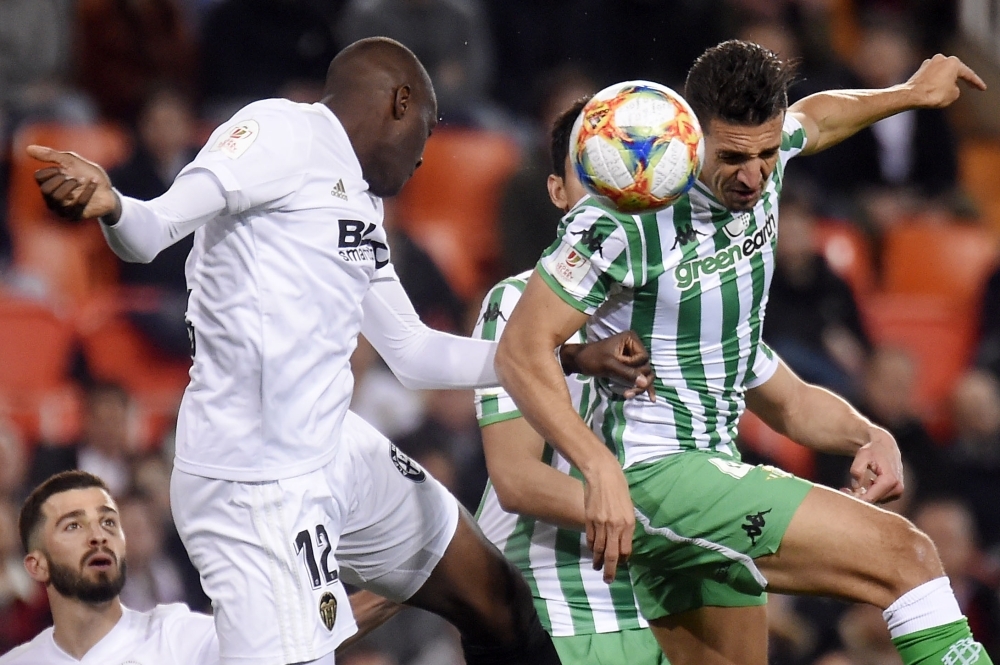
[649,605,767,665]
[405,507,560,664]
[334,414,559,664]
[755,484,942,607]
[757,485,992,664]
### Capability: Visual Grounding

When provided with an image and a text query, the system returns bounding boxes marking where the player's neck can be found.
[49,592,123,660]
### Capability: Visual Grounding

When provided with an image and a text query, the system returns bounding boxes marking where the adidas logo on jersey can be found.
[674,213,776,290]
[331,179,348,200]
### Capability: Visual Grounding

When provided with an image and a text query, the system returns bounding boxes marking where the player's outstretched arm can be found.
[495,271,634,584]
[789,53,986,155]
[28,144,226,263]
[746,359,903,504]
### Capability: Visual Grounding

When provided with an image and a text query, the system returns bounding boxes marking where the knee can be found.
[880,514,944,596]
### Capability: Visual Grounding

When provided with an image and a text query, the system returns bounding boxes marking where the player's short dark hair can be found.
[550,96,592,179]
[19,471,111,553]
[684,40,797,130]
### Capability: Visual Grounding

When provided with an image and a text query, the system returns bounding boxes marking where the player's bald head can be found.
[324,37,435,107]
[322,37,438,198]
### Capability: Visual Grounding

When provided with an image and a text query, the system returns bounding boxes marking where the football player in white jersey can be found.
[27,37,658,665]
[1,471,218,665]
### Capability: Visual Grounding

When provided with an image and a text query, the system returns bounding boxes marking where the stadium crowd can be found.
[0,1,998,664]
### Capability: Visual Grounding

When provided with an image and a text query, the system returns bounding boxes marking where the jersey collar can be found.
[312,103,366,182]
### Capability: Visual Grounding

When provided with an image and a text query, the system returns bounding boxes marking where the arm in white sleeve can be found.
[100,168,227,263]
[361,274,500,390]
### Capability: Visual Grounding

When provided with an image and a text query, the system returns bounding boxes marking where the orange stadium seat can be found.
[75,292,191,448]
[8,124,131,307]
[863,293,976,434]
[0,292,80,442]
[881,221,998,306]
[813,218,875,297]
[395,129,521,300]
[960,140,1000,233]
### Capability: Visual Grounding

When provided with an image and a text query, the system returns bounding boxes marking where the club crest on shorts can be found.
[389,444,426,483]
[319,592,338,631]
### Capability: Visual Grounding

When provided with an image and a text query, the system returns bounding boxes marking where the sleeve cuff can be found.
[536,267,594,314]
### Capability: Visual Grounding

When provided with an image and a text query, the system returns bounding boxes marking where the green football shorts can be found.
[625,451,814,621]
[552,627,668,665]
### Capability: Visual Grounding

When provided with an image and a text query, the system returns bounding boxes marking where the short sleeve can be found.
[779,113,808,165]
[179,101,310,216]
[745,341,780,389]
[473,278,527,426]
[536,204,644,315]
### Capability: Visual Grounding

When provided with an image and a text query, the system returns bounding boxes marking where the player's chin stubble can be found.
[48,558,127,604]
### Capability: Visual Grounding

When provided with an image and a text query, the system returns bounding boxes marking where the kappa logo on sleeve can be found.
[545,242,593,289]
[210,120,260,159]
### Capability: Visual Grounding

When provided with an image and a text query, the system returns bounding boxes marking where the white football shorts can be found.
[171,411,460,665]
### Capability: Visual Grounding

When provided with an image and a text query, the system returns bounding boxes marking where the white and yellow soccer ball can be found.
[571,80,704,213]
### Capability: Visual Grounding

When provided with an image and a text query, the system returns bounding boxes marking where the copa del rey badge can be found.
[210,120,259,159]
[547,242,592,289]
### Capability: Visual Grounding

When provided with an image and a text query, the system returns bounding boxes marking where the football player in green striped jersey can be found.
[473,98,667,665]
[496,40,991,665]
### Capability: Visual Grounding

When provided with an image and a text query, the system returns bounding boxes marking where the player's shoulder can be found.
[0,628,55,665]
[148,602,214,629]
[483,270,532,303]
[780,113,807,153]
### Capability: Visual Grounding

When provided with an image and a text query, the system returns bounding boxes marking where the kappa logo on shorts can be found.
[741,509,772,546]
[319,592,338,631]
[390,444,426,483]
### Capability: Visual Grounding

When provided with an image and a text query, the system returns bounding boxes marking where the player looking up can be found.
[496,41,991,665]
[472,97,667,665]
[29,37,661,665]
[1,471,218,665]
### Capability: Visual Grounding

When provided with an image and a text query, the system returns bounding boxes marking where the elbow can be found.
[492,479,528,515]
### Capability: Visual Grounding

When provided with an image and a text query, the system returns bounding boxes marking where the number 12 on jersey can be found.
[294,525,338,589]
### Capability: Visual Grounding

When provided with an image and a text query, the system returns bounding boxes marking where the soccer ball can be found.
[571,81,704,213]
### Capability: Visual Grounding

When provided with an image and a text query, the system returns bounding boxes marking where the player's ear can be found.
[393,85,411,120]
[547,174,568,211]
[23,551,49,584]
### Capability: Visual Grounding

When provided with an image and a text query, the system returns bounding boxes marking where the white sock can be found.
[882,576,964,639]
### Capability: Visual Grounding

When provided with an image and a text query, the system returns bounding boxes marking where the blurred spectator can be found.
[109,87,199,358]
[795,13,958,216]
[947,370,1000,548]
[118,492,186,611]
[339,646,399,665]
[913,498,1000,658]
[497,66,596,276]
[132,455,209,611]
[975,265,1000,383]
[200,0,337,118]
[74,0,197,124]
[0,498,50,653]
[0,420,27,503]
[814,347,948,495]
[0,0,95,134]
[28,383,133,497]
[764,189,871,399]
[832,603,902,665]
[337,0,494,124]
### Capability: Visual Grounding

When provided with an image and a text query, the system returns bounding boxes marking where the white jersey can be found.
[0,604,217,665]
[172,99,393,482]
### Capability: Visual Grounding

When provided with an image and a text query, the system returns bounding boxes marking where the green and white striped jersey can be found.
[537,114,808,469]
[473,271,647,637]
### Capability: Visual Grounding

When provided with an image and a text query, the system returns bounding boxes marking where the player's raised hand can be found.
[843,426,904,504]
[906,54,987,109]
[583,453,634,584]
[564,330,657,401]
[26,145,120,222]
